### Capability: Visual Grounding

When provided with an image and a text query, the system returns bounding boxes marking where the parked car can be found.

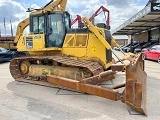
[0,47,26,62]
[123,43,139,53]
[142,45,160,64]
[0,47,15,62]
[133,42,148,53]
[141,41,159,52]
[121,40,139,53]
[128,43,139,53]
[121,43,131,52]
[134,41,158,53]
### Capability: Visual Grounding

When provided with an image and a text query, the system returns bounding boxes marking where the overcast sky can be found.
[0,0,149,36]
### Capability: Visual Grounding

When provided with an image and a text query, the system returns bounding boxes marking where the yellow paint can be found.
[42,69,51,75]
[91,44,96,53]
[17,28,112,69]
[16,17,118,69]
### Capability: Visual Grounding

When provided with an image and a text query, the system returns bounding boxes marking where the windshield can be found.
[157,46,160,50]
[0,48,8,52]
[49,14,63,34]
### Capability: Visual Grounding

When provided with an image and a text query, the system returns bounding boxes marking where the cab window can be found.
[32,16,44,34]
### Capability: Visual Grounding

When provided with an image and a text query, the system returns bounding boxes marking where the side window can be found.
[0,49,2,52]
[64,13,70,29]
[33,17,38,32]
[33,16,44,34]
[39,16,44,32]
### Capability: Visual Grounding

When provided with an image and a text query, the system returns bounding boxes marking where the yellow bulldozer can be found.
[9,0,147,115]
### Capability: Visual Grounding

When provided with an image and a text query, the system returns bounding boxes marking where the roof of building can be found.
[0,36,14,41]
[112,1,160,35]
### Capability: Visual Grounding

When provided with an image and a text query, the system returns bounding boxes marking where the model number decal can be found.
[42,69,51,75]
[91,44,96,53]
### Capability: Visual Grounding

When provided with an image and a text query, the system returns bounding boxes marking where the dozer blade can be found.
[10,54,147,115]
[46,53,147,115]
[124,53,147,115]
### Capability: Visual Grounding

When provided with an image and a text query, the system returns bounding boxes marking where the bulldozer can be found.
[9,0,147,115]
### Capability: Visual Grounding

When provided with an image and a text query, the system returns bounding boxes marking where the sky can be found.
[0,0,149,36]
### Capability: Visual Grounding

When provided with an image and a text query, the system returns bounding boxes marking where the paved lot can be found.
[0,52,160,120]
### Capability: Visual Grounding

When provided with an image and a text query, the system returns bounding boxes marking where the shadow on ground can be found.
[6,75,159,120]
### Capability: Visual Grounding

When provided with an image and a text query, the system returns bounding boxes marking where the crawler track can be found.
[9,55,104,87]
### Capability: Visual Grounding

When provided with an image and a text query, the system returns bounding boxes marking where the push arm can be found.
[111,37,119,48]
[82,17,124,63]
[82,17,111,50]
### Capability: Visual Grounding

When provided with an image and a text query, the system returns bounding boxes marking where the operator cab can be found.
[30,11,71,48]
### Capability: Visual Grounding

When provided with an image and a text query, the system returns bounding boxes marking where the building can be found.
[112,0,160,44]
[112,35,128,45]
[0,36,14,42]
[0,36,16,50]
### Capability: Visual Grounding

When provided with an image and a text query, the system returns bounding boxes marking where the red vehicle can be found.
[142,44,160,63]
